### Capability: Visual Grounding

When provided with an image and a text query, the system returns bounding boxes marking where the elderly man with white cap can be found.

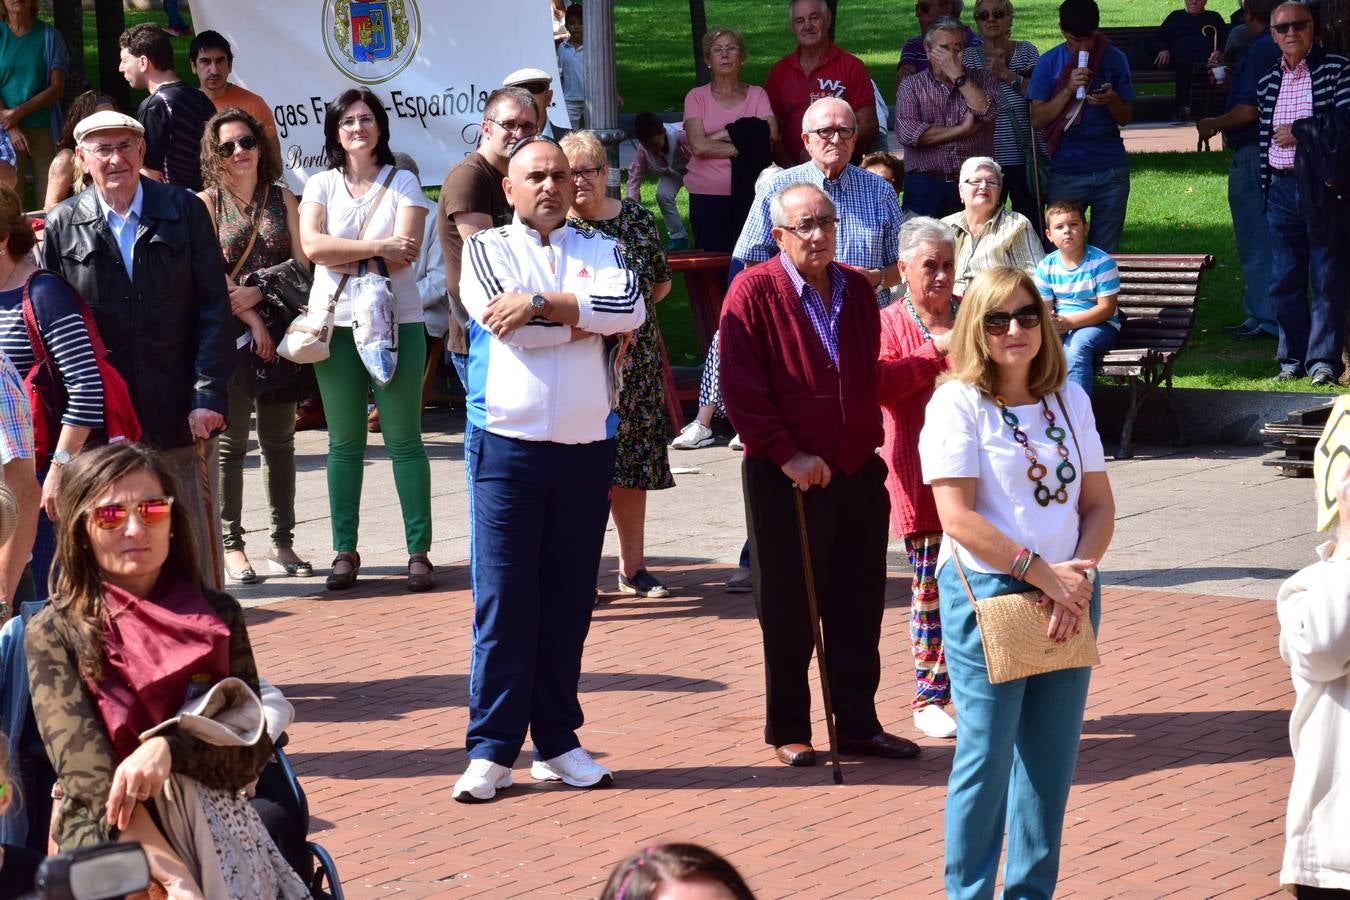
[41,109,232,588]
[503,66,569,140]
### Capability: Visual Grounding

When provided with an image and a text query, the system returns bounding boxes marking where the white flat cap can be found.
[503,67,552,87]
[73,110,144,143]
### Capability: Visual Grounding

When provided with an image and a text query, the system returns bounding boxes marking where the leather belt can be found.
[1271,168,1294,177]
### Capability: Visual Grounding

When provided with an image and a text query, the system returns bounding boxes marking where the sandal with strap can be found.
[407,553,434,592]
[325,552,361,592]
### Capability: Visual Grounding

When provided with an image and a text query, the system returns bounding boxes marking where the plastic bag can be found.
[350,259,398,386]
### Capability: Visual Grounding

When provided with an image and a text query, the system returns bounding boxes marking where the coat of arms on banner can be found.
[323,0,420,84]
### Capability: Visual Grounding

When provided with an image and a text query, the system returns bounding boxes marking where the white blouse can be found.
[919,379,1106,574]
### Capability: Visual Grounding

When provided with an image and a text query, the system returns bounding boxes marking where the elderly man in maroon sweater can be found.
[721,183,921,767]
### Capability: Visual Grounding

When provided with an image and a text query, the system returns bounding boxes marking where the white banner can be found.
[193,0,567,189]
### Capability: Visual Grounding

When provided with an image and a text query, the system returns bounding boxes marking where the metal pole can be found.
[583,0,624,199]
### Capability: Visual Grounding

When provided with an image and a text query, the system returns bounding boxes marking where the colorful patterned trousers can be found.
[905,531,950,709]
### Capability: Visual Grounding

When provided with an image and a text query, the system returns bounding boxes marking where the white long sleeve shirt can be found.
[1277,542,1350,892]
[459,219,644,444]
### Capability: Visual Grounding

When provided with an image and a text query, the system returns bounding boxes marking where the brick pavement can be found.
[248,559,1294,898]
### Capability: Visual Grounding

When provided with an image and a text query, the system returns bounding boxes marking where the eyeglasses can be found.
[709,44,741,56]
[571,164,604,182]
[487,117,538,136]
[338,114,377,131]
[517,81,551,94]
[80,140,138,161]
[963,177,1001,188]
[983,304,1042,335]
[216,135,259,157]
[1272,18,1312,33]
[974,9,1008,20]
[780,216,839,239]
[807,125,857,141]
[89,496,175,530]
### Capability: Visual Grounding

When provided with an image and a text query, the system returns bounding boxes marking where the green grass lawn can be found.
[73,1,1317,392]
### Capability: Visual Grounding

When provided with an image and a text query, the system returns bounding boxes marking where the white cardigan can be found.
[1277,543,1350,892]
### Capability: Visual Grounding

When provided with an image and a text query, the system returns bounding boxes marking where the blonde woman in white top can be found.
[941,156,1044,297]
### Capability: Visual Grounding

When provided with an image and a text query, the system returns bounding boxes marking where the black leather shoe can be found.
[773,743,817,767]
[325,552,360,591]
[408,554,434,592]
[837,731,922,759]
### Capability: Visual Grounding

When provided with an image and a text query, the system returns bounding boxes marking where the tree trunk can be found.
[826,0,838,42]
[93,0,130,112]
[51,0,88,99]
[689,0,709,86]
[1323,0,1348,55]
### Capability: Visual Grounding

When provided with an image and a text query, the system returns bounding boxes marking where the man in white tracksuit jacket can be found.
[452,135,645,803]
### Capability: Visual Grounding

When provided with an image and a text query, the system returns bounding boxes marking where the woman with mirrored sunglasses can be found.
[198,107,312,586]
[918,266,1115,899]
[24,442,308,897]
[962,0,1046,230]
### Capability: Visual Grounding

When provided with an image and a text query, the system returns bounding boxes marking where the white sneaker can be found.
[530,747,614,788]
[670,421,714,450]
[914,705,958,739]
[452,759,513,802]
[728,433,744,451]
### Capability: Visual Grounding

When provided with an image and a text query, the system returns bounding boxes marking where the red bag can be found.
[20,272,141,469]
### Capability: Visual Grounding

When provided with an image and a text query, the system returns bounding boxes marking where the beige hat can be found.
[73,110,145,144]
[503,67,552,88]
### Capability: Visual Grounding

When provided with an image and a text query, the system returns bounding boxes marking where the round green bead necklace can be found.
[993,395,1076,507]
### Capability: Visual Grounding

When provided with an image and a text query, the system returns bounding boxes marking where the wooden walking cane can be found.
[793,488,844,785]
[196,439,223,591]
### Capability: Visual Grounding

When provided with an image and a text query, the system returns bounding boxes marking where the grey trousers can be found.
[161,438,222,590]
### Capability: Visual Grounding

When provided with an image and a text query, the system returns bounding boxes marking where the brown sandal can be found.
[407,553,434,592]
[326,552,361,591]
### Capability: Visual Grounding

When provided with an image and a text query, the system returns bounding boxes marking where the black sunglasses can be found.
[1272,18,1312,33]
[975,9,1008,20]
[517,80,551,94]
[983,303,1042,335]
[216,134,259,157]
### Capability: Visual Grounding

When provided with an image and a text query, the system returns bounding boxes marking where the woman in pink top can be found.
[878,217,960,741]
[682,27,777,252]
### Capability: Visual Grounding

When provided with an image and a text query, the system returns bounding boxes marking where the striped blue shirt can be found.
[733,162,904,307]
[0,273,104,428]
[1034,245,1121,330]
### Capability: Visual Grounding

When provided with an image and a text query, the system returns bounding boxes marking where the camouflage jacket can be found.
[25,588,274,849]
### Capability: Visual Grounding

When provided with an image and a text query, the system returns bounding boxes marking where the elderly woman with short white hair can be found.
[942,156,1043,297]
[878,216,962,739]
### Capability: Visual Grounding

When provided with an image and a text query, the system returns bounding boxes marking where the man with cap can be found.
[41,110,232,588]
[503,67,568,140]
[452,135,644,802]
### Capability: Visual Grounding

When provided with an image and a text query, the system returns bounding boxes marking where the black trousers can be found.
[743,454,890,746]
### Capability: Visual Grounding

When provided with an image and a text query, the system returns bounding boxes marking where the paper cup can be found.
[1212,65,1227,84]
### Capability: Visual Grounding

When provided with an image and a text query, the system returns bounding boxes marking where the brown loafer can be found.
[773,743,817,767]
[837,731,922,759]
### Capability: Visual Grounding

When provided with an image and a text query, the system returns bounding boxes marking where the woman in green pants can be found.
[299,87,433,592]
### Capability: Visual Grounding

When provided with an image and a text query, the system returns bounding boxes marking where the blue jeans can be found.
[902,172,963,219]
[1228,144,1277,335]
[163,0,187,29]
[937,560,1101,900]
[1062,324,1119,394]
[1267,175,1345,377]
[465,431,616,765]
[1046,164,1130,254]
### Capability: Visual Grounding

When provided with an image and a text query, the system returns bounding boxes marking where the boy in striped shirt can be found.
[1034,199,1120,393]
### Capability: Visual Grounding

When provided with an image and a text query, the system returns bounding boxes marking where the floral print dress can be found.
[570,200,675,491]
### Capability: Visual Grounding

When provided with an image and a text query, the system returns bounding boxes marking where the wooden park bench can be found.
[1099,25,1229,122]
[1098,253,1214,459]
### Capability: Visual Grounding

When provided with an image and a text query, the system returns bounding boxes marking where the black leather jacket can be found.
[42,178,232,449]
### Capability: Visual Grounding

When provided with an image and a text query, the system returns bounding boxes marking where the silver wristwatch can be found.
[51,449,73,467]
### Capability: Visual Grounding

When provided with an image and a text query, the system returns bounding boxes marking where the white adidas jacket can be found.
[1277,543,1350,892]
[459,219,644,444]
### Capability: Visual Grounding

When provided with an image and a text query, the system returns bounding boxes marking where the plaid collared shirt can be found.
[1269,57,1313,170]
[734,162,904,307]
[779,254,845,368]
[894,67,1000,176]
[0,350,33,465]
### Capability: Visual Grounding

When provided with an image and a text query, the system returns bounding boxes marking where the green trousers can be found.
[314,324,431,554]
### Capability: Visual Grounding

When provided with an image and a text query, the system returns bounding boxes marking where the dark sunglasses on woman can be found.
[983,304,1042,335]
[216,135,259,157]
[89,497,175,530]
[975,9,1008,20]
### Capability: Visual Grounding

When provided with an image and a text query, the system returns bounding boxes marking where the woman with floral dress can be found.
[561,131,675,598]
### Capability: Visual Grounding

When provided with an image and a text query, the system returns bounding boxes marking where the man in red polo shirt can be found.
[720,182,921,769]
[766,0,877,165]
